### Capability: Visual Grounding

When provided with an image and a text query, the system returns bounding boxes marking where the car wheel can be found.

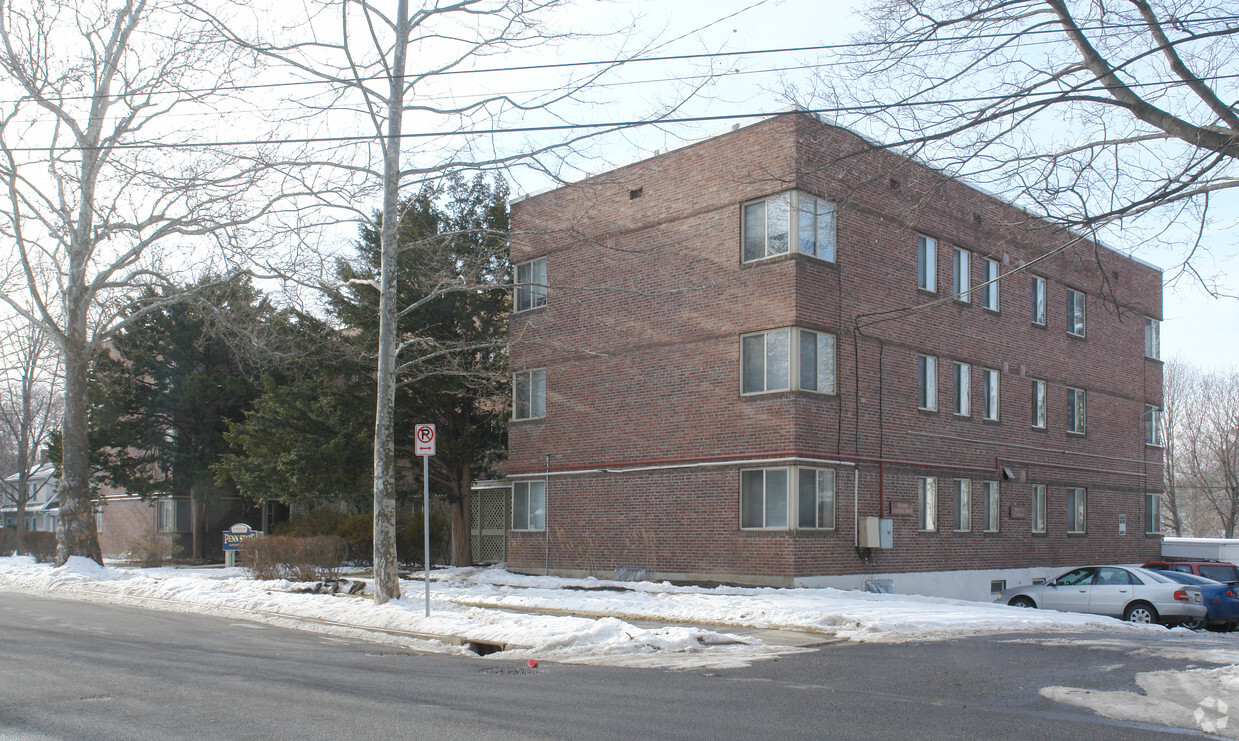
[1181,616,1205,631]
[1124,602,1159,625]
[1009,596,1036,609]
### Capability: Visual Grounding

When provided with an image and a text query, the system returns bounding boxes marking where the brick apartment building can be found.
[503,111,1164,599]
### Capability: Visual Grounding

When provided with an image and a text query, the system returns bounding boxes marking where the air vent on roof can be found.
[629,187,644,200]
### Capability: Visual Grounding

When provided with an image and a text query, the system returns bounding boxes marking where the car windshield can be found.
[1132,568,1176,584]
[1198,564,1239,582]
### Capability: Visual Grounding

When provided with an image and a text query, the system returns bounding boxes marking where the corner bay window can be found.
[982,368,999,421]
[918,476,937,532]
[918,235,937,292]
[982,258,1000,311]
[1145,404,1164,446]
[1146,493,1161,534]
[741,328,836,394]
[514,257,547,312]
[1145,317,1160,359]
[1031,379,1046,429]
[917,355,938,411]
[1032,275,1046,325]
[1032,484,1046,533]
[743,191,836,262]
[1068,289,1086,337]
[982,481,999,533]
[513,368,546,420]
[512,481,546,531]
[953,479,971,532]
[740,466,836,530]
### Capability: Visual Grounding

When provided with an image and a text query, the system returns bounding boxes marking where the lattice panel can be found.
[476,534,506,564]
[471,489,509,564]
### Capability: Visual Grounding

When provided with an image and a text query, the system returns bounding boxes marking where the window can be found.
[743,191,836,262]
[1067,289,1086,337]
[917,236,937,292]
[743,467,836,530]
[982,481,999,533]
[513,369,546,420]
[1067,387,1086,434]
[157,498,191,533]
[982,258,1000,311]
[1067,488,1086,533]
[798,468,836,530]
[514,258,547,312]
[797,194,836,261]
[1032,484,1046,533]
[917,355,938,411]
[1031,379,1046,429]
[1145,493,1161,535]
[741,468,789,529]
[1145,405,1163,446]
[1031,276,1046,325]
[1145,318,1160,359]
[982,368,999,421]
[953,479,971,532]
[953,362,970,416]
[741,328,836,395]
[953,248,970,302]
[918,476,937,532]
[512,481,546,531]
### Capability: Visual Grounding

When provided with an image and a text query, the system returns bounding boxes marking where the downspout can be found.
[544,453,550,576]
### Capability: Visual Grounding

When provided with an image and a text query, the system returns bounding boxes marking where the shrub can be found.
[396,510,450,566]
[0,529,57,562]
[240,535,346,582]
[127,531,182,567]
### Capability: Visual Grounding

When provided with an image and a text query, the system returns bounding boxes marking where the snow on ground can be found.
[0,557,1169,670]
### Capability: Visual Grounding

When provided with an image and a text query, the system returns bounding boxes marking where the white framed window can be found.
[953,479,971,532]
[982,258,1000,311]
[982,368,999,421]
[742,467,837,531]
[1067,289,1086,337]
[741,328,836,395]
[740,468,789,529]
[743,191,836,263]
[1067,387,1086,434]
[512,481,546,531]
[1067,487,1086,533]
[1032,484,1046,534]
[1145,318,1160,359]
[513,369,546,420]
[1146,493,1161,534]
[917,355,938,411]
[982,481,999,533]
[1031,379,1047,429]
[953,362,970,416]
[514,257,547,312]
[797,468,836,530]
[157,498,191,533]
[918,476,937,532]
[1145,405,1163,446]
[917,235,937,292]
[953,248,970,302]
[1031,275,1046,325]
[797,193,836,261]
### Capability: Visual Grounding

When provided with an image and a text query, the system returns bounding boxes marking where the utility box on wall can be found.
[858,517,894,549]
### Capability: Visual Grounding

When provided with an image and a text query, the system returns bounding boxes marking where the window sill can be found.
[1067,430,1086,437]
[1031,425,1047,432]
[1032,322,1046,329]
[983,306,1000,315]
[1067,332,1086,340]
[1031,531,1047,537]
[918,406,939,414]
[511,416,546,424]
[513,305,547,316]
[982,417,1000,424]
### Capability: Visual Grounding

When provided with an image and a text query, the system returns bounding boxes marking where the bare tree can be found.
[0,0,281,565]
[1161,357,1194,535]
[799,0,1239,285]
[203,0,715,602]
[1175,365,1239,537]
[0,320,61,544]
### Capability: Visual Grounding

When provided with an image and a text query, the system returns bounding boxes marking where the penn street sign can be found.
[414,423,436,457]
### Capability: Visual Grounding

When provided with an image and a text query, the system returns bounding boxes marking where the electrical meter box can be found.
[858,517,894,549]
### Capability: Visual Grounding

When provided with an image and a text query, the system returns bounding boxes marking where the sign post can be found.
[222,522,262,568]
[414,423,436,617]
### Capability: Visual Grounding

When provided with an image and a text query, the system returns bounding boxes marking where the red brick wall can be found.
[507,112,1163,584]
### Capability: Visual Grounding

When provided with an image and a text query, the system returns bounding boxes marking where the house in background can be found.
[96,486,268,562]
[504,111,1164,600]
[1,462,60,533]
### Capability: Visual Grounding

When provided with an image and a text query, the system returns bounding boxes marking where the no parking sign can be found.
[414,423,435,456]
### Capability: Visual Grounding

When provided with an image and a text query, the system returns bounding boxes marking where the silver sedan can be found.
[997,565,1207,625]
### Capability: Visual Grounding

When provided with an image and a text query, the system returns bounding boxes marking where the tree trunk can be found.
[55,344,101,565]
[371,0,410,605]
[450,465,473,567]
[14,471,27,551]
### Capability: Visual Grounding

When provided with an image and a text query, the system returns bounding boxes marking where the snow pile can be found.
[0,558,1151,668]
[1043,665,1239,738]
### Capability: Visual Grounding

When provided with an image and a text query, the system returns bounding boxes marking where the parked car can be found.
[997,565,1206,626]
[1142,559,1239,585]
[1153,570,1239,631]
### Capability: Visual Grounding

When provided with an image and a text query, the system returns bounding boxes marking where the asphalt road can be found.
[0,591,1222,740]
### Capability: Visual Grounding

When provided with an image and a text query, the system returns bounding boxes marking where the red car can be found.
[1142,559,1239,585]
